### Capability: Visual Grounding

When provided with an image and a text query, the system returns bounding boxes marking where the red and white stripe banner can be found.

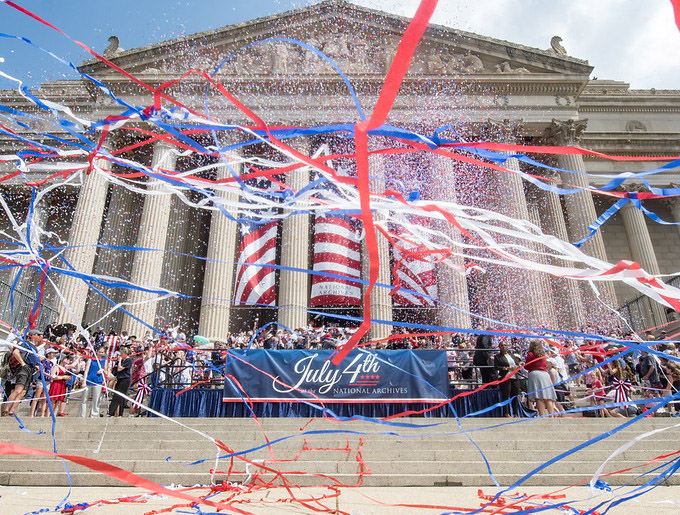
[392,225,437,307]
[233,220,278,306]
[310,215,362,306]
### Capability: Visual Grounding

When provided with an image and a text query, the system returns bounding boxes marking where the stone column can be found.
[430,154,472,331]
[85,184,141,330]
[544,119,618,307]
[620,199,667,326]
[122,141,176,337]
[487,119,544,327]
[199,160,241,340]
[156,196,191,326]
[278,140,312,331]
[526,202,557,328]
[537,171,586,329]
[361,152,393,341]
[56,143,112,324]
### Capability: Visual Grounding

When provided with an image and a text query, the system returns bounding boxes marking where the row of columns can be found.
[56,122,671,338]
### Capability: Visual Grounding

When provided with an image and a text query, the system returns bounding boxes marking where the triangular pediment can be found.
[78,0,592,80]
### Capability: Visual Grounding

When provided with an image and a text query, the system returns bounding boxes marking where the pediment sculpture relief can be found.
[209,35,384,75]
[494,61,531,74]
[427,48,485,75]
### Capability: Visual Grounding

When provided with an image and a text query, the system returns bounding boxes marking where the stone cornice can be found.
[77,73,589,100]
[581,133,680,156]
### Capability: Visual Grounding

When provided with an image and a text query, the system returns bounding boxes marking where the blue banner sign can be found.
[222,349,449,403]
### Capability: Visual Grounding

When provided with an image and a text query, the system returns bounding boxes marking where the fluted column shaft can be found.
[545,119,618,308]
[199,161,241,340]
[539,176,586,329]
[122,141,176,337]
[620,201,666,326]
[85,184,139,329]
[556,154,618,306]
[431,155,471,331]
[157,197,191,325]
[361,152,393,341]
[501,156,544,326]
[56,146,111,324]
[278,141,312,330]
[526,203,557,328]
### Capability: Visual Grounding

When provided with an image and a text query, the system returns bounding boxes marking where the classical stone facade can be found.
[0,0,678,336]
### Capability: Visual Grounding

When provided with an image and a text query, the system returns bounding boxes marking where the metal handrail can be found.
[0,276,59,331]
[618,275,680,332]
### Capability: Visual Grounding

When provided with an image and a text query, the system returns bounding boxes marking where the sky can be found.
[0,0,678,90]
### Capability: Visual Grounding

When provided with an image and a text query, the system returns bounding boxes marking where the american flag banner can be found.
[105,334,120,362]
[392,224,438,307]
[233,178,280,306]
[310,215,362,306]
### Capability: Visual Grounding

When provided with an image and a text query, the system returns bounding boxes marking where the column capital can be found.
[612,183,648,194]
[662,186,680,212]
[543,118,588,146]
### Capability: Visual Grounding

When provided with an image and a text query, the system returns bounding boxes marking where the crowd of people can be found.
[467,330,680,418]
[0,320,677,419]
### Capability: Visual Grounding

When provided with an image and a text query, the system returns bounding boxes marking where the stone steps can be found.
[0,417,677,487]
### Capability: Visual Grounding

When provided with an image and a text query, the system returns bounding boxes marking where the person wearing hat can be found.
[30,348,56,418]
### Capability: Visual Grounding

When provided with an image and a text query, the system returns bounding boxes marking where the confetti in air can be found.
[0,0,679,514]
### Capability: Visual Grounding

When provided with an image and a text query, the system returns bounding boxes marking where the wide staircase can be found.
[0,415,678,488]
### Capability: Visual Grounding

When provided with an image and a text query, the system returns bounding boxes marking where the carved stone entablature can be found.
[544,119,588,146]
[554,95,572,106]
[626,120,648,132]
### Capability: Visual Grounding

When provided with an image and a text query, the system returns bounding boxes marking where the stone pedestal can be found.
[56,146,111,325]
[122,141,176,337]
[199,160,241,340]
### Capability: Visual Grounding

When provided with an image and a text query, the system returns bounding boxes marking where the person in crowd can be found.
[524,339,557,416]
[494,340,521,417]
[49,353,71,417]
[638,348,662,394]
[30,347,56,418]
[2,330,42,417]
[108,346,133,417]
[474,331,496,384]
[128,345,147,417]
[548,346,573,414]
[80,345,107,418]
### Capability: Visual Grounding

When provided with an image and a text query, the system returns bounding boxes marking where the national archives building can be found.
[0,0,678,339]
